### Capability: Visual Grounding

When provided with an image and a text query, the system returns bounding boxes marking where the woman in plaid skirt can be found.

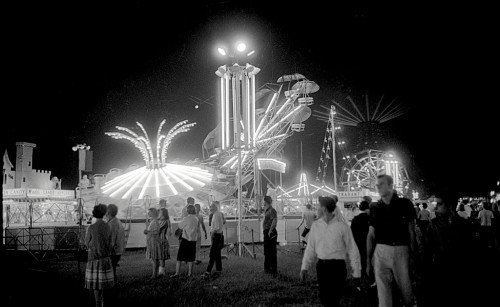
[144,208,162,278]
[158,208,172,276]
[85,204,114,307]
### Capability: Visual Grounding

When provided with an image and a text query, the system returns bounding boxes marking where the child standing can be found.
[158,208,172,275]
[144,208,161,279]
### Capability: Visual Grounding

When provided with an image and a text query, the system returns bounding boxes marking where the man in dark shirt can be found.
[351,200,370,280]
[262,195,278,276]
[421,194,474,307]
[366,174,417,307]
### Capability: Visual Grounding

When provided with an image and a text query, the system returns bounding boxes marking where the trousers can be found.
[316,259,347,307]
[374,244,414,307]
[263,228,277,274]
[206,233,223,272]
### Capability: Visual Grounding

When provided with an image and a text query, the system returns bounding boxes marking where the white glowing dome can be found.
[103,119,213,200]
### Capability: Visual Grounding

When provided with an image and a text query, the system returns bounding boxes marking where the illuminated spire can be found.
[106,120,196,168]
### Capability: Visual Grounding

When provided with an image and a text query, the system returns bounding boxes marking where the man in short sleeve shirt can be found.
[367,174,417,307]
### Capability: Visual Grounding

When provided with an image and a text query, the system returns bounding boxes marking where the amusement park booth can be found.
[337,189,380,224]
[3,188,80,253]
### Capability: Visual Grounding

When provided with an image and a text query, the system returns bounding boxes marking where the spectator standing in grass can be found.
[85,204,114,307]
[203,201,226,278]
[300,196,361,307]
[417,203,431,237]
[182,197,195,218]
[478,201,495,249]
[262,195,278,276]
[366,174,417,307]
[158,208,172,276]
[493,201,500,248]
[105,204,125,283]
[144,208,162,279]
[350,200,370,280]
[171,204,199,277]
[463,199,472,219]
[194,203,208,264]
[297,203,316,244]
[421,193,474,307]
[457,203,468,219]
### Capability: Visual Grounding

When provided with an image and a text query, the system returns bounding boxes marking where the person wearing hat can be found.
[300,196,361,307]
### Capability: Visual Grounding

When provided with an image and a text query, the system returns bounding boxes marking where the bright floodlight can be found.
[247,50,255,56]
[217,47,227,56]
[236,42,246,52]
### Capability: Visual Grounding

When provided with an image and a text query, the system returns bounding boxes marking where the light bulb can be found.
[236,42,246,52]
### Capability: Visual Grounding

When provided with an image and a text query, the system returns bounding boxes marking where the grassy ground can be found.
[3,243,375,307]
[4,239,498,307]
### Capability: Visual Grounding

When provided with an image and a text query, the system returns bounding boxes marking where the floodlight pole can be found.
[233,66,243,256]
[331,106,338,191]
[216,62,260,257]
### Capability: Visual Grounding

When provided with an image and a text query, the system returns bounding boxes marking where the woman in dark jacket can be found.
[85,204,114,307]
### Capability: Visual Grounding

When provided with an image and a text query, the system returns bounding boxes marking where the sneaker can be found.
[170,273,179,278]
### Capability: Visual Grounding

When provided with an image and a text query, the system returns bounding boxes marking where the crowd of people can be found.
[82,175,499,307]
[82,196,228,307]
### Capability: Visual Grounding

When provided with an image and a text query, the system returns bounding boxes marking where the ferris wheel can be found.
[341,149,410,194]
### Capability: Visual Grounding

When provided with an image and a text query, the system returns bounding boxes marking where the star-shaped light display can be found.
[102,120,213,200]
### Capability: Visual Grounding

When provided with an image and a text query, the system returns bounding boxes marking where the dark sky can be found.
[3,1,498,197]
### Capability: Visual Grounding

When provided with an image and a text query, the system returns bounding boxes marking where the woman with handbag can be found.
[171,204,199,277]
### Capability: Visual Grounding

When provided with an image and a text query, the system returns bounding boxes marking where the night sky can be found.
[3,1,498,197]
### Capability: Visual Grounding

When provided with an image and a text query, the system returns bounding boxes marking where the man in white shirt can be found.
[203,201,226,278]
[297,203,316,244]
[300,196,361,307]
